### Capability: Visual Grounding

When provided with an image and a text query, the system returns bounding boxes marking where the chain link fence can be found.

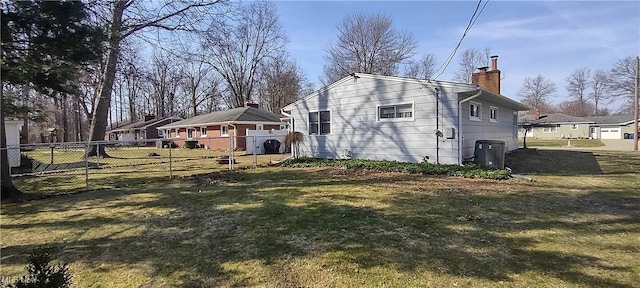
[5,136,291,195]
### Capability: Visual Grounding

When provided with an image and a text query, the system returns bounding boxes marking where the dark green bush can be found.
[5,249,72,288]
[280,158,511,180]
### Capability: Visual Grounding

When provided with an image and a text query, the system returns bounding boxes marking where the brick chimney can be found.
[245,102,259,109]
[471,55,501,94]
[144,115,155,122]
[534,108,540,120]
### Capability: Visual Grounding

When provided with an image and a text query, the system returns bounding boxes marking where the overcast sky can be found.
[274,1,640,108]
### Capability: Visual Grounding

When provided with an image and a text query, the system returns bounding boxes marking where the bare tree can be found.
[323,12,417,84]
[518,74,557,113]
[590,69,611,116]
[565,67,590,117]
[147,51,182,118]
[257,54,305,113]
[453,47,491,83]
[403,53,437,79]
[86,0,225,156]
[556,99,596,117]
[201,1,286,109]
[179,54,223,117]
[609,56,637,113]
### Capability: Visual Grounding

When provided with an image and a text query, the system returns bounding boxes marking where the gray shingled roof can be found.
[159,107,283,129]
[587,114,636,125]
[107,116,182,133]
[519,113,592,124]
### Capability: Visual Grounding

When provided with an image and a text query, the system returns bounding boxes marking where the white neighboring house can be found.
[281,66,528,165]
[4,120,23,167]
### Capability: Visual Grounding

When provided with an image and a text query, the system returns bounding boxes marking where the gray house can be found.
[281,57,528,164]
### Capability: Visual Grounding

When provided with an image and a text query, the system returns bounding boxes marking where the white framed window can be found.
[469,102,481,121]
[490,106,498,122]
[187,128,194,138]
[256,124,264,130]
[200,127,207,137]
[309,110,331,135]
[174,128,180,138]
[378,103,414,121]
[221,125,229,136]
[543,126,558,133]
[570,124,578,130]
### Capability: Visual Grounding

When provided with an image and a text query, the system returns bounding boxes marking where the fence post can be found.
[96,142,100,168]
[253,135,257,168]
[85,142,89,189]
[169,139,173,179]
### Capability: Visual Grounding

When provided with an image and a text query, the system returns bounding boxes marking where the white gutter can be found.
[457,89,482,165]
[280,109,295,158]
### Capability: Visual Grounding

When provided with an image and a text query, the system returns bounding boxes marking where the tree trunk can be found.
[1,82,24,200]
[86,2,126,157]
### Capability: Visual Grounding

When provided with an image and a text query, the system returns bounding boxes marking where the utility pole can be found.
[634,56,639,151]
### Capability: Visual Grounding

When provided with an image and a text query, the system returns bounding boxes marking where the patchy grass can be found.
[518,139,605,148]
[281,158,511,179]
[1,150,639,287]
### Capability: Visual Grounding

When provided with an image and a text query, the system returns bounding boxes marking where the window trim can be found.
[174,128,180,138]
[570,124,579,130]
[200,127,207,137]
[221,125,229,137]
[543,125,558,133]
[490,106,498,123]
[187,128,194,139]
[377,102,415,122]
[469,101,481,121]
[309,110,331,136]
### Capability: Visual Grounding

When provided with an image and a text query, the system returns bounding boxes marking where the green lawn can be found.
[518,138,605,148]
[1,150,639,287]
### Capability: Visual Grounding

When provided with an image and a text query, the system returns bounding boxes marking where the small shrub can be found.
[280,158,511,180]
[6,248,72,288]
[184,140,199,149]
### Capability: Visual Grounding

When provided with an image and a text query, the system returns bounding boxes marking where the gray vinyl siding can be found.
[289,77,462,164]
[460,98,519,161]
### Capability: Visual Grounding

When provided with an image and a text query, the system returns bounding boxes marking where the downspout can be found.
[458,89,482,165]
[280,108,294,157]
[435,88,440,164]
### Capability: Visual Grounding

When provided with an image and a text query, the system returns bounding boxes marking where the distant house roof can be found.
[106,116,182,133]
[158,107,283,129]
[587,114,637,125]
[519,113,592,124]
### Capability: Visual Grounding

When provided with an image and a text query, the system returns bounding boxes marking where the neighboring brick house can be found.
[105,116,182,144]
[157,104,285,150]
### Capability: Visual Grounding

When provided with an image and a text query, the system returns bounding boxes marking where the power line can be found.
[433,0,490,80]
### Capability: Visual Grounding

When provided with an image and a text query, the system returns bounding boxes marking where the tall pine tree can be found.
[1,0,105,199]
